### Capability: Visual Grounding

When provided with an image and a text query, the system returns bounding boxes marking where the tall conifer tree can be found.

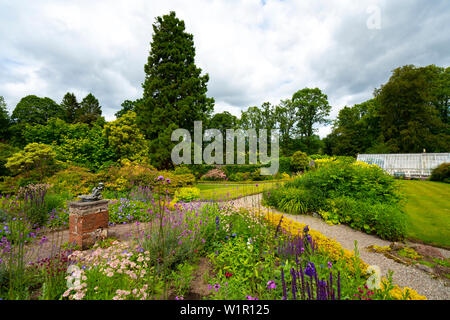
[136,11,214,168]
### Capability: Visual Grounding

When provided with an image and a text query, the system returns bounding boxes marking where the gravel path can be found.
[228,193,450,300]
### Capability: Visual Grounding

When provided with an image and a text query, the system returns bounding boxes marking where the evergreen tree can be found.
[78,93,102,125]
[115,99,140,119]
[0,96,11,141]
[60,92,80,123]
[136,11,214,169]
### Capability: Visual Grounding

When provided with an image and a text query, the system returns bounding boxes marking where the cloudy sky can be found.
[1,0,449,137]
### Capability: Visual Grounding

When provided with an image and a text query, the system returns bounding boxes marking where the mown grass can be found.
[195,181,282,201]
[400,180,450,248]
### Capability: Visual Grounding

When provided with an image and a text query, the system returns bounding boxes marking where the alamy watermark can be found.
[366,5,381,30]
[171,121,279,175]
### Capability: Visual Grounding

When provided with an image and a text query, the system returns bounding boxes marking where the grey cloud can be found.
[0,0,449,131]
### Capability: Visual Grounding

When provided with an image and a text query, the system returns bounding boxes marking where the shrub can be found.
[278,157,292,174]
[290,151,310,172]
[173,166,193,175]
[174,187,201,202]
[5,143,58,180]
[200,169,227,181]
[102,111,149,162]
[0,143,20,178]
[265,161,406,241]
[429,163,450,183]
[45,165,98,197]
[328,197,406,241]
[99,161,194,193]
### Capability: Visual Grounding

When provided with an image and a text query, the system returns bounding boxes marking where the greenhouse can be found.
[356,153,450,178]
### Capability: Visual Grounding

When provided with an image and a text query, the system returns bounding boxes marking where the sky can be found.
[1,0,449,138]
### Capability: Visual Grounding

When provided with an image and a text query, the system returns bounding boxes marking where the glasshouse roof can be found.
[356,153,450,177]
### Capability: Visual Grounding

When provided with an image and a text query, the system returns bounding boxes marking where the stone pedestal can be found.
[69,199,109,250]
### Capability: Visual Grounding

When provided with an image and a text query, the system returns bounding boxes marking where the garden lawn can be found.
[196,182,281,201]
[401,180,450,248]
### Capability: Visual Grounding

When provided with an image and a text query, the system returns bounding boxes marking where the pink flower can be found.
[267,280,276,290]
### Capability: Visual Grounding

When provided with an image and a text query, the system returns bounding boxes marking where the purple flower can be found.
[327,261,332,269]
[166,179,171,184]
[305,262,316,277]
[157,175,164,181]
[215,216,220,230]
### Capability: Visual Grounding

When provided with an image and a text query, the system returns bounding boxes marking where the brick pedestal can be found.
[69,200,109,250]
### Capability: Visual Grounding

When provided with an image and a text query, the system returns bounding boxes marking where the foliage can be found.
[174,187,200,202]
[325,65,450,156]
[376,65,449,153]
[0,143,20,178]
[136,11,214,169]
[18,183,53,226]
[5,143,57,180]
[326,197,406,240]
[292,88,331,146]
[60,92,80,124]
[173,166,193,175]
[11,95,63,125]
[324,99,381,156]
[45,165,98,197]
[0,96,11,141]
[278,156,291,174]
[103,111,149,162]
[77,93,103,126]
[99,160,194,193]
[429,163,450,183]
[22,118,116,171]
[265,161,407,240]
[200,168,227,181]
[115,99,140,119]
[290,151,310,172]
[108,198,156,224]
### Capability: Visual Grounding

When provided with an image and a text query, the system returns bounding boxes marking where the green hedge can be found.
[429,163,450,183]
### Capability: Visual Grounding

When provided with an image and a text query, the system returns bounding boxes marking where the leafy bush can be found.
[5,143,58,180]
[0,143,20,178]
[45,165,98,197]
[200,169,227,181]
[174,187,200,202]
[173,166,193,175]
[100,160,194,193]
[102,111,149,162]
[429,163,450,183]
[290,151,310,172]
[327,197,406,241]
[265,161,406,240]
[287,161,401,203]
[186,164,215,179]
[278,157,292,174]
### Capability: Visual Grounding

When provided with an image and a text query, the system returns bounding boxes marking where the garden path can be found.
[229,193,450,300]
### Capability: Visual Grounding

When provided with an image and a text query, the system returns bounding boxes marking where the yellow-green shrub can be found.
[45,165,98,196]
[174,187,201,202]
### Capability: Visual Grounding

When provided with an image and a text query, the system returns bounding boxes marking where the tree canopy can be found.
[11,95,63,125]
